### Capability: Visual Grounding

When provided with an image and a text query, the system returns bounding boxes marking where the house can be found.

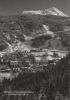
[10,61,18,66]
[35,56,41,62]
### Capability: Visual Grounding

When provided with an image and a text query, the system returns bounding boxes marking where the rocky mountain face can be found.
[0,7,70,55]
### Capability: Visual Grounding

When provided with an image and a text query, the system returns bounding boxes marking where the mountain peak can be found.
[44,7,57,11]
[22,7,68,17]
[44,7,68,17]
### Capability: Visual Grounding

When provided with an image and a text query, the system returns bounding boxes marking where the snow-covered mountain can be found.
[22,7,68,17]
[43,7,68,17]
[0,7,70,57]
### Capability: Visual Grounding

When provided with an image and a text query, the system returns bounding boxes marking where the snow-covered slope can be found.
[22,10,42,15]
[43,24,54,37]
[22,7,68,17]
[44,7,68,17]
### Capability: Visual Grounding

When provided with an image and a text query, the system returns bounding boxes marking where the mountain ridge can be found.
[22,7,68,17]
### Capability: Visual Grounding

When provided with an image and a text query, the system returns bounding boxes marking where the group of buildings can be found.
[30,48,68,64]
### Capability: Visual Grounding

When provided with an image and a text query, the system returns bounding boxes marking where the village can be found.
[0,48,68,81]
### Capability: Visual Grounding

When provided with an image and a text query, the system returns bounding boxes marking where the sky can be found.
[0,0,70,16]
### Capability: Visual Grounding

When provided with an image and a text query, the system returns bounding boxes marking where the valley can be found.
[0,7,70,100]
